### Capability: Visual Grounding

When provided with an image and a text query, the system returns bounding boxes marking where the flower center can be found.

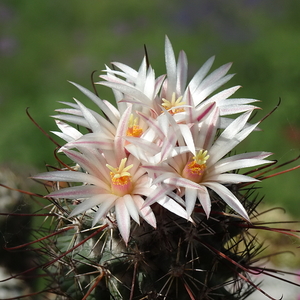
[182,150,209,183]
[126,115,143,137]
[106,158,133,196]
[162,92,185,114]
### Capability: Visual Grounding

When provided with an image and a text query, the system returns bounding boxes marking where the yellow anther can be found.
[106,158,133,179]
[186,161,207,175]
[193,150,209,165]
[106,158,133,196]
[182,150,209,183]
[127,115,143,137]
[162,92,185,114]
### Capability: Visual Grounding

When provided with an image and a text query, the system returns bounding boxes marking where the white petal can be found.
[179,124,195,155]
[92,196,117,225]
[70,194,115,217]
[209,118,259,166]
[189,56,215,93]
[206,173,259,184]
[217,110,253,140]
[203,182,249,221]
[99,81,152,106]
[52,113,90,128]
[115,197,131,244]
[185,188,198,217]
[51,131,77,144]
[69,81,119,127]
[197,186,211,218]
[74,100,102,132]
[110,61,138,79]
[211,152,273,174]
[164,177,204,190]
[157,196,189,220]
[48,185,102,199]
[54,120,82,140]
[197,106,220,150]
[208,85,241,103]
[194,74,235,106]
[66,138,114,151]
[144,185,175,207]
[114,105,131,161]
[133,195,156,228]
[33,171,104,186]
[176,50,188,95]
[165,35,177,99]
[123,194,140,225]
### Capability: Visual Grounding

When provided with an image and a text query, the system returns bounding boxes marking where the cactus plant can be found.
[1,36,300,300]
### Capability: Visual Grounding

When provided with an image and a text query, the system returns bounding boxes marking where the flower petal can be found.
[203,182,249,221]
[33,171,105,187]
[197,186,211,218]
[185,188,198,217]
[133,195,156,228]
[48,185,103,199]
[115,197,131,244]
[123,194,140,225]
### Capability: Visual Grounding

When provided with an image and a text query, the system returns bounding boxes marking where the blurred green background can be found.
[0,0,299,215]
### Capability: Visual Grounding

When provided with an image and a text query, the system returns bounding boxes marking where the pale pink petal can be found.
[53,120,82,141]
[203,182,250,221]
[176,50,188,95]
[48,185,103,199]
[76,100,103,132]
[156,196,189,220]
[185,188,198,217]
[115,198,131,244]
[144,185,175,207]
[164,35,177,100]
[197,186,211,218]
[70,194,116,217]
[114,105,132,161]
[207,86,241,103]
[99,81,152,107]
[109,61,138,79]
[179,123,195,155]
[163,177,204,190]
[209,119,259,165]
[66,138,114,151]
[92,196,118,225]
[123,194,140,225]
[211,152,273,174]
[197,106,220,150]
[52,113,90,128]
[206,173,259,184]
[189,56,215,93]
[70,81,119,127]
[33,171,105,187]
[132,195,156,228]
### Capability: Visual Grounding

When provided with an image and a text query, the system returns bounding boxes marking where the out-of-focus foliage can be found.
[0,0,299,214]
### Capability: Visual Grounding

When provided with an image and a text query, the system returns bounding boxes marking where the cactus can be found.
[5,169,298,300]
[2,37,300,300]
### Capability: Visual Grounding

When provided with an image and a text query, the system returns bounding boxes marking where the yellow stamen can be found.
[126,115,143,137]
[193,150,209,165]
[182,150,209,183]
[106,158,134,196]
[186,161,207,175]
[162,92,185,114]
[106,158,133,179]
